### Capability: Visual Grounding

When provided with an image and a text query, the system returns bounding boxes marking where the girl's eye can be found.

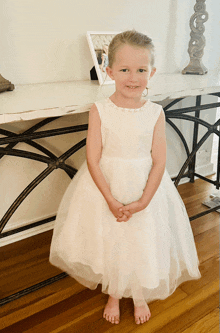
[139,69,146,73]
[120,69,128,72]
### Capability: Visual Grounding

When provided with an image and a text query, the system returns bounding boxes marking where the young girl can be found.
[49,30,201,326]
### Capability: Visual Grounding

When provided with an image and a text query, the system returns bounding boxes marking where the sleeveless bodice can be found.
[95,98,162,161]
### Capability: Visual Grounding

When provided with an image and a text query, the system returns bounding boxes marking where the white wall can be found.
[1,0,219,84]
[0,0,218,245]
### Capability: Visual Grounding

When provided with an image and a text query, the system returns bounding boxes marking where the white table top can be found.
[0,70,220,124]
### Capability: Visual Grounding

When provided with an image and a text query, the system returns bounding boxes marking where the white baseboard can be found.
[1,162,217,247]
[0,221,55,247]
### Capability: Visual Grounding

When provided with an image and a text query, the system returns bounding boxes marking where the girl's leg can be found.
[103,295,120,324]
[134,300,151,324]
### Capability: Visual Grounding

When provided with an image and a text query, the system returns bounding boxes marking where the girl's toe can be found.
[135,316,140,324]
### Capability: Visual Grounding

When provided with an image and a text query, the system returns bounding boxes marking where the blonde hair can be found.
[108,30,155,68]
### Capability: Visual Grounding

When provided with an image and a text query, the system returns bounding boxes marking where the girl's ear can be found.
[150,67,156,79]
[106,66,114,80]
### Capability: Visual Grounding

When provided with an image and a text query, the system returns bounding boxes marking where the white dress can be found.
[49,97,201,307]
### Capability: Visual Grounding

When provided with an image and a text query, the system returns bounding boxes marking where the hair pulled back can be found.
[108,30,155,68]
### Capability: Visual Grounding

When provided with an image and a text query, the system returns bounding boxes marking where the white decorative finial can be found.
[182,0,209,75]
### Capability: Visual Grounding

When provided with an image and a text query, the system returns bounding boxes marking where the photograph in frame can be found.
[86,31,120,85]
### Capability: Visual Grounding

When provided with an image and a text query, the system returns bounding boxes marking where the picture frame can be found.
[86,31,120,85]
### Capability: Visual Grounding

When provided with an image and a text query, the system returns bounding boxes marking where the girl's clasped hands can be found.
[108,198,145,222]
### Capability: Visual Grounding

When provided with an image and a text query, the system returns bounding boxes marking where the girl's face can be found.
[106,44,156,101]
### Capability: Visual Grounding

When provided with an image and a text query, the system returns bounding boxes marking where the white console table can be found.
[0,70,220,124]
[0,71,219,306]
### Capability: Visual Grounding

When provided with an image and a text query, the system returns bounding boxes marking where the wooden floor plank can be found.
[190,212,219,237]
[194,225,219,263]
[180,308,219,333]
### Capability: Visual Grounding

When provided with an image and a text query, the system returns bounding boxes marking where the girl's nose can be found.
[128,71,138,81]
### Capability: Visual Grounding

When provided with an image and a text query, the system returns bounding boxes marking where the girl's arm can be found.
[87,104,132,220]
[139,108,166,207]
[118,108,166,218]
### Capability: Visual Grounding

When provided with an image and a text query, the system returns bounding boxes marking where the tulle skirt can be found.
[49,156,201,306]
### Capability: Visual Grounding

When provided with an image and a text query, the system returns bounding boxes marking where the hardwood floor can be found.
[0,175,219,332]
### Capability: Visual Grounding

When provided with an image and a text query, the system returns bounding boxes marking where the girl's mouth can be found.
[127,86,139,89]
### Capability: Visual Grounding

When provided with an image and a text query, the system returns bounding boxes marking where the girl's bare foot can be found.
[103,295,120,324]
[134,301,151,324]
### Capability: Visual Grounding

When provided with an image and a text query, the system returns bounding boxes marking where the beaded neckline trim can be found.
[107,97,149,112]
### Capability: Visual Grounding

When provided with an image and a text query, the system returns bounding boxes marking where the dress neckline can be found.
[107,97,149,112]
